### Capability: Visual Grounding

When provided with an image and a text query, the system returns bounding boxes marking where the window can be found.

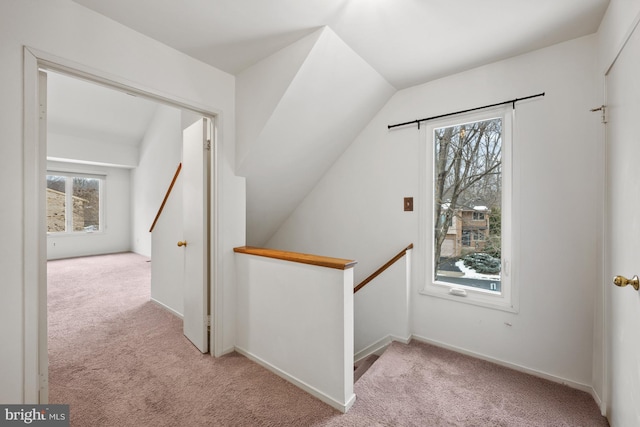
[47,172,103,234]
[472,211,485,220]
[461,230,471,246]
[421,108,515,311]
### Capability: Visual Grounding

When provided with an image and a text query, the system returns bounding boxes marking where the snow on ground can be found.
[455,260,501,281]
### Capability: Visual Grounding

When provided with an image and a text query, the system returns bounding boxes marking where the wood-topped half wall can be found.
[233,246,357,270]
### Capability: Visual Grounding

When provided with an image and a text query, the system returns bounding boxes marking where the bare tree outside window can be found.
[72,177,100,231]
[433,117,502,291]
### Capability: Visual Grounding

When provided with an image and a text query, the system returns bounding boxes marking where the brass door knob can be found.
[613,275,639,291]
[177,241,187,247]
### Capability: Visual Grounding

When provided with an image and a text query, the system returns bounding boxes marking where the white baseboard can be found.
[235,346,356,413]
[410,334,595,395]
[590,387,606,417]
[150,298,183,319]
[218,346,236,357]
[354,334,411,363]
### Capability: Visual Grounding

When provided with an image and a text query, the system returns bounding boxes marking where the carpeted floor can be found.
[48,252,608,426]
[345,342,608,427]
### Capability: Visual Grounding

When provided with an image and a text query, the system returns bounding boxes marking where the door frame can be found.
[23,46,222,403]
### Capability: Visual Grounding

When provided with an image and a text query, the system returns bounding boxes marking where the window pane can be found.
[46,175,66,232]
[72,177,100,232]
[433,118,502,292]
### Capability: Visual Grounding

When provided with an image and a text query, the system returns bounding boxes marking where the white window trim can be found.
[46,170,105,235]
[418,106,519,313]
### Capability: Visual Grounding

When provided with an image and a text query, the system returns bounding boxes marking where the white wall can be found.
[237,27,395,246]
[354,250,411,360]
[0,0,243,403]
[268,35,601,391]
[235,252,355,412]
[131,104,182,257]
[48,132,138,168]
[46,161,131,260]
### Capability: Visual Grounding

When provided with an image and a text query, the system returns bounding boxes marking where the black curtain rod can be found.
[387,92,545,130]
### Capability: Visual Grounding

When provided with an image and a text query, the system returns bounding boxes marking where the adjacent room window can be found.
[47,172,103,234]
[422,108,515,311]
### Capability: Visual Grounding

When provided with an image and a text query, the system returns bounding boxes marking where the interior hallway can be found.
[47,253,607,426]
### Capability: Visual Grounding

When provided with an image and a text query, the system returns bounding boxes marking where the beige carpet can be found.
[345,341,608,426]
[48,252,608,426]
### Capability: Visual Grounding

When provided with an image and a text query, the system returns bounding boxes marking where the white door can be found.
[181,118,211,353]
[604,20,640,425]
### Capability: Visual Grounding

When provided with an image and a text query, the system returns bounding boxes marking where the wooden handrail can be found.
[149,163,182,233]
[234,246,357,270]
[354,244,413,294]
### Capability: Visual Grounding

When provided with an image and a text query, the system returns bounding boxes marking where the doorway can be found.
[23,49,219,403]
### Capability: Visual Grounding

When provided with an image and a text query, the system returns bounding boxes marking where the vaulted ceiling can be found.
[236,27,395,245]
[47,71,158,149]
[73,0,608,89]
[60,0,610,245]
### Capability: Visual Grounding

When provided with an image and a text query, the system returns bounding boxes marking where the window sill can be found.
[47,231,104,237]
[419,286,518,313]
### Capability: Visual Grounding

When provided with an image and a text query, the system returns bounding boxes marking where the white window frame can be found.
[46,171,105,235]
[419,107,518,312]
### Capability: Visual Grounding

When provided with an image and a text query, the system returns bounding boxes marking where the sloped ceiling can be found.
[73,0,608,90]
[69,0,609,246]
[237,27,395,245]
[47,71,158,149]
[46,71,160,168]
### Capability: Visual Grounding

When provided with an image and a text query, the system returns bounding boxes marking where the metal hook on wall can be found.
[590,105,607,124]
